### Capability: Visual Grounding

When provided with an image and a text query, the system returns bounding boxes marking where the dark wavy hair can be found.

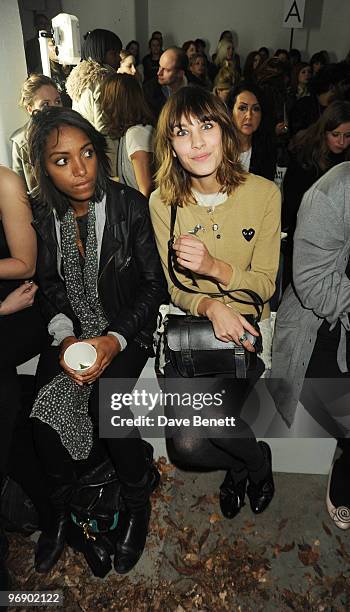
[228,81,277,173]
[256,57,290,87]
[290,62,311,91]
[82,28,122,64]
[182,40,196,56]
[27,106,110,219]
[229,80,272,138]
[292,99,350,171]
[155,86,245,207]
[310,51,329,71]
[243,51,261,81]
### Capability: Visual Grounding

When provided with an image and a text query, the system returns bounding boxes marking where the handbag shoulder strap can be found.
[167,203,264,320]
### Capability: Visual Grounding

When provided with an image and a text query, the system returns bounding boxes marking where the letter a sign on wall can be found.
[283,0,305,28]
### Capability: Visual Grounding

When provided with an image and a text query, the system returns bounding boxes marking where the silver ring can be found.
[239,333,248,344]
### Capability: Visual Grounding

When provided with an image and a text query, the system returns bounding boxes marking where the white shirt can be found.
[239,147,252,173]
[125,124,153,158]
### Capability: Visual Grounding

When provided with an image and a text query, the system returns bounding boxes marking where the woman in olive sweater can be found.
[150,87,281,522]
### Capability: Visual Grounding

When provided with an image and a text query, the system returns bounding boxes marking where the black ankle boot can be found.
[219,471,247,519]
[35,483,72,574]
[114,471,154,575]
[246,442,275,514]
[114,502,151,574]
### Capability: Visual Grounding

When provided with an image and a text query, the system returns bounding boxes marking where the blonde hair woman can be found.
[212,66,235,104]
[10,74,62,190]
[214,38,241,76]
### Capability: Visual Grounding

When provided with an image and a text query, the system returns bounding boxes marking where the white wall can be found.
[34,0,350,63]
[148,0,350,64]
[0,0,28,166]
[1,0,350,164]
[61,0,137,48]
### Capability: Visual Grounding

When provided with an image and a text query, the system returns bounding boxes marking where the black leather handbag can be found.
[165,313,261,377]
[67,441,160,578]
[165,205,264,378]
[70,458,121,538]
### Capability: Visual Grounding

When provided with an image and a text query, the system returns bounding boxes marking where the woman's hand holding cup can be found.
[61,335,120,386]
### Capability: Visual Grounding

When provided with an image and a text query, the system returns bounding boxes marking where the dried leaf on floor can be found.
[297,542,320,566]
[209,513,221,524]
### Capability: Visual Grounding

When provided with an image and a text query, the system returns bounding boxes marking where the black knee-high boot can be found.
[113,442,160,575]
[113,471,152,575]
[34,472,74,574]
[33,421,76,574]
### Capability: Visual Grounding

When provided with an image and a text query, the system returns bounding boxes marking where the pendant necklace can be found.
[192,189,227,239]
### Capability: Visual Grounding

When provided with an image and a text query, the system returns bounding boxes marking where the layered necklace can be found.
[191,188,227,238]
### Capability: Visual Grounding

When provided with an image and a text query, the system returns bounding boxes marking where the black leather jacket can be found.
[32,180,167,350]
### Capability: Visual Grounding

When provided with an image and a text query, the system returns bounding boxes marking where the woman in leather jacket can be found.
[27,106,166,575]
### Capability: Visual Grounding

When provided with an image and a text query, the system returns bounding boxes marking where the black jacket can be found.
[289,95,324,136]
[249,136,277,181]
[143,78,167,121]
[32,180,167,350]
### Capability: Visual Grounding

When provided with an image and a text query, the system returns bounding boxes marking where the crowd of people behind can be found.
[1,20,350,591]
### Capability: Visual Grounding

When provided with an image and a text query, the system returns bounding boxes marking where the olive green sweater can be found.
[149,173,281,319]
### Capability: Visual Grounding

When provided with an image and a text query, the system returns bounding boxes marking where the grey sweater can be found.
[270,162,350,426]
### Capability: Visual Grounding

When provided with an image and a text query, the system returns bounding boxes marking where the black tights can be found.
[0,302,50,529]
[163,361,267,484]
[0,301,48,473]
[303,320,350,449]
[302,321,350,505]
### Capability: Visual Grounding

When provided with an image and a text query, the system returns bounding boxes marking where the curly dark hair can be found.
[27,106,110,219]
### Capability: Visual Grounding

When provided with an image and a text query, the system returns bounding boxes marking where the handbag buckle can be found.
[234,345,247,378]
[82,522,97,541]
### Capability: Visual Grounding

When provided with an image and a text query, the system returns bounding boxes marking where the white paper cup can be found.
[63,342,97,372]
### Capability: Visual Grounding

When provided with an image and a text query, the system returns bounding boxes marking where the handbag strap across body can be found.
[167,204,264,321]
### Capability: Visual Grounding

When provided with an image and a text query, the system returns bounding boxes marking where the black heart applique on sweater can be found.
[242,228,255,241]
